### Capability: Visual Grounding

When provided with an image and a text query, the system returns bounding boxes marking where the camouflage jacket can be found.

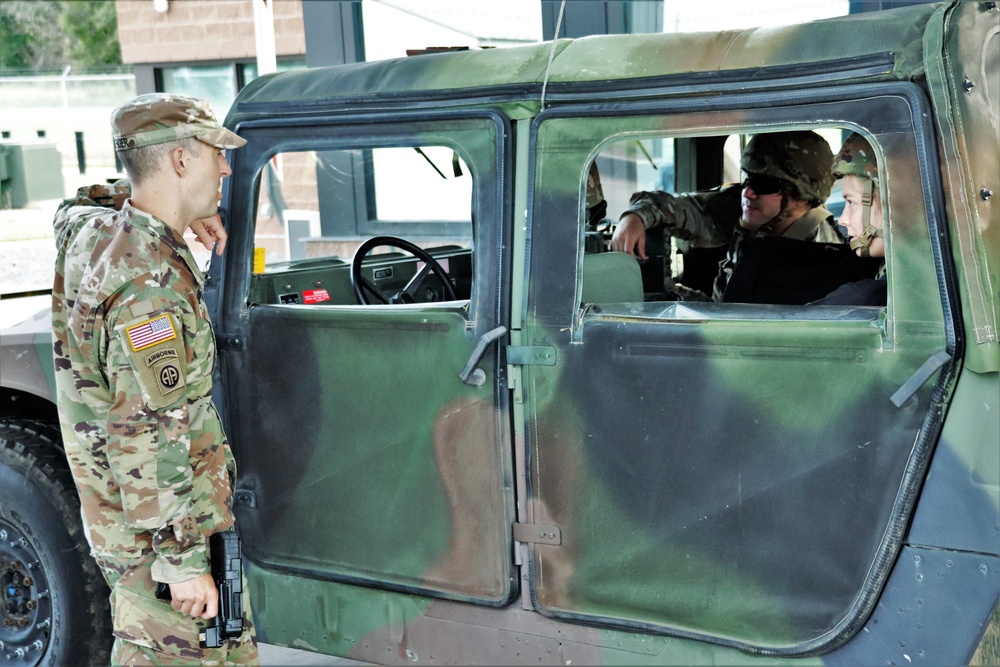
[51,184,235,585]
[623,183,741,249]
[624,184,841,298]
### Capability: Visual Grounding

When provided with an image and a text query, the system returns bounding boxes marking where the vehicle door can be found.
[519,84,955,654]
[214,112,517,606]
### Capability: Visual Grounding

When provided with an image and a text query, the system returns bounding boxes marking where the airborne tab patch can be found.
[145,347,179,366]
[126,315,177,352]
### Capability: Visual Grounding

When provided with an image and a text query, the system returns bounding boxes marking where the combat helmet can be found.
[833,132,881,257]
[740,130,834,204]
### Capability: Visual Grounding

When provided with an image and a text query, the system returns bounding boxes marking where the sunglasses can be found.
[741,173,790,195]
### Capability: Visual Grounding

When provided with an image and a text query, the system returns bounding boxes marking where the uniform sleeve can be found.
[622,183,741,248]
[103,288,210,583]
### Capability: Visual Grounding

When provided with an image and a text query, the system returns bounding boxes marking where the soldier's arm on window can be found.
[623,184,737,247]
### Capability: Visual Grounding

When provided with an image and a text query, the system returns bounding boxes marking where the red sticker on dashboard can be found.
[302,289,331,304]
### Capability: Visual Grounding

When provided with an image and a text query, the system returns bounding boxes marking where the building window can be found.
[156,59,306,119]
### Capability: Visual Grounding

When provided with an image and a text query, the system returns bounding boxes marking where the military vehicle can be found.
[1,1,997,664]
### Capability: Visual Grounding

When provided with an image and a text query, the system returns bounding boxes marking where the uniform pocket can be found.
[111,584,203,659]
[107,420,162,529]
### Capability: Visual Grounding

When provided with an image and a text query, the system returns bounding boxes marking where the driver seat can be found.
[581,252,644,304]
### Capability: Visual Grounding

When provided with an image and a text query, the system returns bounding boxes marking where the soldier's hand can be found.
[169,573,218,619]
[190,215,228,256]
[610,214,648,260]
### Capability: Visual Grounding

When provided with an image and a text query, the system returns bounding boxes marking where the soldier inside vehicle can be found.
[811,132,887,306]
[584,127,884,307]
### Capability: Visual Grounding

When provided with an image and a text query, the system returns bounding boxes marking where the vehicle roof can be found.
[228,1,942,118]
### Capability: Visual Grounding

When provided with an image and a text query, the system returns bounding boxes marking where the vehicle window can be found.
[583,127,880,307]
[593,137,675,216]
[249,145,474,307]
[721,134,743,184]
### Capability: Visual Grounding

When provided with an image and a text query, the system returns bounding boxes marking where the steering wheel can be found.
[351,236,457,305]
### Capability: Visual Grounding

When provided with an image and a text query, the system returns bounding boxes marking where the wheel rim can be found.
[0,519,51,665]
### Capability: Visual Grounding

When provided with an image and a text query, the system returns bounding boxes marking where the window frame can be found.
[214,108,512,339]
[523,82,953,342]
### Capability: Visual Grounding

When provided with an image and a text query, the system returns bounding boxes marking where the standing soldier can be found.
[50,93,258,664]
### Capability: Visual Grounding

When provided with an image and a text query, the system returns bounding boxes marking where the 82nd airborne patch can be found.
[145,347,185,397]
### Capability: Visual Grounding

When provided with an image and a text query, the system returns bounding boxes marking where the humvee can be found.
[1,1,997,665]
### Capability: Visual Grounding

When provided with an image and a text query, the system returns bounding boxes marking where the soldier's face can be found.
[839,175,885,258]
[190,140,232,220]
[740,172,809,232]
[740,174,787,231]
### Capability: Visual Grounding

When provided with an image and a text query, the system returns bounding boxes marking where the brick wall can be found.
[115,0,305,64]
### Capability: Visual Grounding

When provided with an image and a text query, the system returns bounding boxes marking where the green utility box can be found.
[0,140,66,208]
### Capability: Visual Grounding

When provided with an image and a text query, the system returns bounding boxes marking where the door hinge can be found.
[506,345,556,366]
[234,489,257,508]
[512,522,561,546]
[215,333,245,351]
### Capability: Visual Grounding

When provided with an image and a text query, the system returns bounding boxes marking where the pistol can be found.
[154,530,245,648]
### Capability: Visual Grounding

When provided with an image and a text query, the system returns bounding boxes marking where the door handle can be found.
[459,326,507,386]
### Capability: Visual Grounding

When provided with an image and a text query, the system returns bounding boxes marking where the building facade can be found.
[115,0,307,117]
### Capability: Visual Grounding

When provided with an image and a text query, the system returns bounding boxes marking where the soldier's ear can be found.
[169,145,190,177]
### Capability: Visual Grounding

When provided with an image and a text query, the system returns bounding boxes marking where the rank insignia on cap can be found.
[126,315,177,352]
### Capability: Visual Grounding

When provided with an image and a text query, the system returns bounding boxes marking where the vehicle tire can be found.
[0,419,111,666]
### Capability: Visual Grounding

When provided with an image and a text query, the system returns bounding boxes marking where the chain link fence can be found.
[0,70,136,173]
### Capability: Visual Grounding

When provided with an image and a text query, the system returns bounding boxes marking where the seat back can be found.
[581,252,644,304]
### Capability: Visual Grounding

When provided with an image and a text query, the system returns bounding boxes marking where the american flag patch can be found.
[126,315,177,352]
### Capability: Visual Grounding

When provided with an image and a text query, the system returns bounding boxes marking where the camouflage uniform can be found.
[623,131,843,301]
[812,132,887,305]
[831,132,882,257]
[50,94,257,665]
[585,161,608,227]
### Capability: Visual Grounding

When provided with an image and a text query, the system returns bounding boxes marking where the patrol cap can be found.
[111,93,246,151]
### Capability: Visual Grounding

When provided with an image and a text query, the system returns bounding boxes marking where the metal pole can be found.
[253,0,278,78]
[253,0,282,185]
[75,132,86,175]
